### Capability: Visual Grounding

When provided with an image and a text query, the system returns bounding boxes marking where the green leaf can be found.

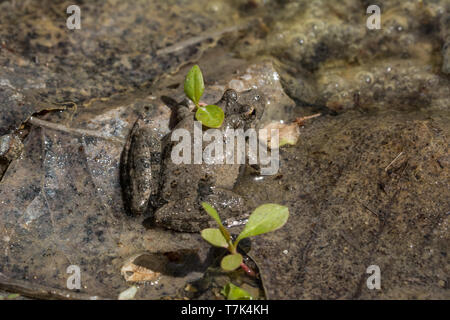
[201,202,232,245]
[235,204,289,245]
[221,253,243,271]
[201,202,233,247]
[184,65,204,106]
[201,228,228,248]
[195,105,224,128]
[221,283,253,300]
[201,202,222,226]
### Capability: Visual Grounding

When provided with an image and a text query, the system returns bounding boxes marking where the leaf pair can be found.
[200,202,289,272]
[184,65,224,128]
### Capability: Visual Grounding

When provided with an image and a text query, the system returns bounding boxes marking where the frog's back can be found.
[159,114,241,202]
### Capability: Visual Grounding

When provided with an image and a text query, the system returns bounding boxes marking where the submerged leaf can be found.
[221,253,243,271]
[195,105,224,128]
[118,286,138,300]
[221,283,253,300]
[184,65,204,106]
[235,204,289,245]
[201,228,228,248]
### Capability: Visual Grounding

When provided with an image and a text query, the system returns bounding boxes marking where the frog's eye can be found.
[242,105,256,118]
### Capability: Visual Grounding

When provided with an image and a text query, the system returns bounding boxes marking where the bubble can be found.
[356,71,374,85]
[272,71,280,81]
[307,20,325,33]
[276,33,284,40]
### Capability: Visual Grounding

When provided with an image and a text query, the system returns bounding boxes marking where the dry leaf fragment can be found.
[261,122,300,149]
[261,113,321,149]
[121,260,161,283]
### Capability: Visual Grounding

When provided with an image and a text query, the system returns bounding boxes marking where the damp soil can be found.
[0,0,449,299]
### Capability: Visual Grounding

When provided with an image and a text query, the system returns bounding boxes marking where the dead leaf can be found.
[261,122,300,149]
[121,258,160,283]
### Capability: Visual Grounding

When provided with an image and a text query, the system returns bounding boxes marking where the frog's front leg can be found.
[120,117,162,216]
[153,188,247,233]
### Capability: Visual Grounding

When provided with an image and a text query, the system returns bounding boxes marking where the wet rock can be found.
[237,0,449,113]
[0,0,244,135]
[239,109,449,299]
[240,1,446,69]
[314,59,449,112]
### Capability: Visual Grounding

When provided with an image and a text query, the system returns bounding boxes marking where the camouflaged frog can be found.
[120,89,266,232]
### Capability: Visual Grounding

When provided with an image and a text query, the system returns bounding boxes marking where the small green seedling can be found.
[200,202,289,273]
[221,283,253,300]
[184,65,224,128]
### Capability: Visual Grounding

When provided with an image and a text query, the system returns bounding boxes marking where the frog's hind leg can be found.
[120,117,162,216]
[199,188,249,227]
[153,199,211,233]
[153,188,248,232]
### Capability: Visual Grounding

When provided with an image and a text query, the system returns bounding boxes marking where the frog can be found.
[120,88,266,232]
